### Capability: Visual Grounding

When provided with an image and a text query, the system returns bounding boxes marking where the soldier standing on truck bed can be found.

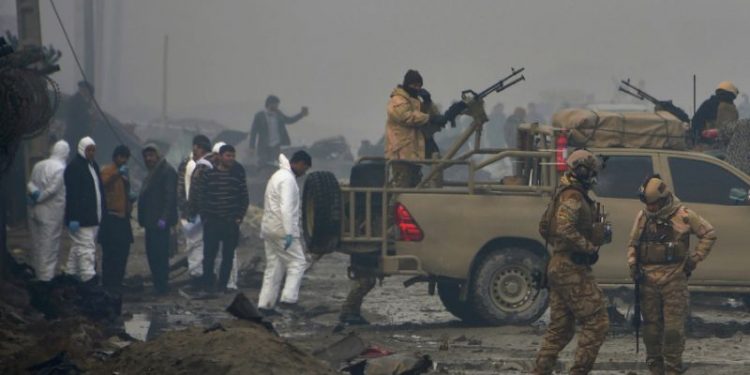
[338,69,448,325]
[628,176,716,375]
[692,81,739,147]
[534,149,612,375]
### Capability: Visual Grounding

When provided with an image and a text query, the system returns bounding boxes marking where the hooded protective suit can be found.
[63,136,104,282]
[258,154,309,308]
[27,140,69,281]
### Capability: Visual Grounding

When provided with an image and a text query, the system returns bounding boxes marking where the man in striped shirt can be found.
[195,144,249,292]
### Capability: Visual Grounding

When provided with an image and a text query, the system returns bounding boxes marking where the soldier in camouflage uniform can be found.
[534,149,612,375]
[703,119,750,175]
[628,176,716,375]
[339,70,447,325]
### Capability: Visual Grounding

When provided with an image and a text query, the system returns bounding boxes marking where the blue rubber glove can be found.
[30,190,41,203]
[118,165,129,176]
[157,219,167,230]
[68,221,80,233]
[284,235,293,250]
[187,216,197,224]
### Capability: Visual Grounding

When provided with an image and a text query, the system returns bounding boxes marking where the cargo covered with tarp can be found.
[551,108,689,150]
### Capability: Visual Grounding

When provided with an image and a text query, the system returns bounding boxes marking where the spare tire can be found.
[302,171,342,254]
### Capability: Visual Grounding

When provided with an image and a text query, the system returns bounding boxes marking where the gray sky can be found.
[17,0,750,145]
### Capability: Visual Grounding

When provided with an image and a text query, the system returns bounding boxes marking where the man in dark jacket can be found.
[249,95,309,166]
[138,143,178,294]
[692,81,739,147]
[194,144,249,292]
[64,136,105,283]
[98,145,135,291]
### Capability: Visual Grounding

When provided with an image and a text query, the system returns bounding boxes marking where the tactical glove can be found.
[429,114,447,127]
[446,101,467,120]
[684,256,697,277]
[418,89,432,105]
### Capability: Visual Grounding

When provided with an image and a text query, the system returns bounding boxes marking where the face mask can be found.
[403,86,421,98]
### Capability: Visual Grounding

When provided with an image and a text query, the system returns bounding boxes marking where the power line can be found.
[47,0,144,166]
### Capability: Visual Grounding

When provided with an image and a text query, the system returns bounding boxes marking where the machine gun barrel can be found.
[476,67,526,99]
[620,79,658,103]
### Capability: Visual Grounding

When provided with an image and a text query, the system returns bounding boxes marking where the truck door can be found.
[590,153,656,282]
[662,155,750,285]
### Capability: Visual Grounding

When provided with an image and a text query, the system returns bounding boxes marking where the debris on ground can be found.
[343,353,433,375]
[313,332,367,366]
[225,292,276,334]
[94,320,336,375]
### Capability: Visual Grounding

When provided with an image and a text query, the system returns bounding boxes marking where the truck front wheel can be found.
[437,281,480,323]
[468,247,548,325]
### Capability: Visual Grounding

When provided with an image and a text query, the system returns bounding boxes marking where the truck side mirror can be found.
[729,188,748,204]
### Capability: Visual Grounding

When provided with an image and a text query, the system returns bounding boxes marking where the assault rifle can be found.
[444,67,526,127]
[632,217,649,354]
[619,79,690,123]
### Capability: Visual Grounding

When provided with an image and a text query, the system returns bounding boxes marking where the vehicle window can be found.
[669,157,750,205]
[594,156,653,199]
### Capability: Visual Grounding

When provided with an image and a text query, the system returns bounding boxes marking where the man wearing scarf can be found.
[138,143,178,295]
[692,81,739,147]
[64,137,105,283]
[627,176,716,375]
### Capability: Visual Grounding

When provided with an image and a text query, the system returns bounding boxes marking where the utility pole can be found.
[161,34,168,123]
[15,0,45,174]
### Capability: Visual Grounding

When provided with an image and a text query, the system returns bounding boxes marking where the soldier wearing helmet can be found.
[628,175,717,375]
[692,81,739,147]
[534,149,612,375]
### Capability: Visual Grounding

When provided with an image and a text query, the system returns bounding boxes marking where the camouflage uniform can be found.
[534,175,610,375]
[627,195,716,375]
[717,119,750,175]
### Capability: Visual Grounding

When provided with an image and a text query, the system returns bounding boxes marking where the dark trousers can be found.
[145,227,170,293]
[99,214,133,290]
[202,219,239,290]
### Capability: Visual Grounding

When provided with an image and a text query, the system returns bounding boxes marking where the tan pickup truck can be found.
[301,110,750,326]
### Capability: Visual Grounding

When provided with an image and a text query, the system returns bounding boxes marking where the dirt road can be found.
[116,235,750,375]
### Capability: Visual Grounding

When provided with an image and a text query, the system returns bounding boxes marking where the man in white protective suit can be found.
[27,140,70,281]
[64,136,105,283]
[257,150,312,314]
[178,135,212,288]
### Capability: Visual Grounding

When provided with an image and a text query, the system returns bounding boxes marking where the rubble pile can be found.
[0,264,124,373]
[95,319,336,375]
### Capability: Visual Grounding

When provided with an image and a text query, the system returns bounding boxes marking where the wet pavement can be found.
[118,250,750,374]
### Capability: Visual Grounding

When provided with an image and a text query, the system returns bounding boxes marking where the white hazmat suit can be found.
[27,140,69,281]
[258,154,309,308]
[65,137,101,282]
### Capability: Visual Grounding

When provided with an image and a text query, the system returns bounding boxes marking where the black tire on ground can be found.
[302,171,342,255]
[437,281,481,322]
[468,247,549,325]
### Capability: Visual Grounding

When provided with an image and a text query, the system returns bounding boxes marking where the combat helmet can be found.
[717,81,739,96]
[639,174,671,204]
[566,149,600,188]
